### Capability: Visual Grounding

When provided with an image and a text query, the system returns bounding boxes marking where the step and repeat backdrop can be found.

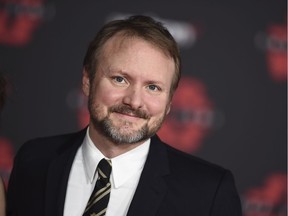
[0,0,287,214]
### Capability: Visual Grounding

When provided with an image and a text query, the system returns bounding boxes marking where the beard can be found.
[89,99,166,144]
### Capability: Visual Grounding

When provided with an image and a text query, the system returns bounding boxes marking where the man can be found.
[7,15,242,216]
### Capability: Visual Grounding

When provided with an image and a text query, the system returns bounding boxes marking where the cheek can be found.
[146,96,170,116]
[92,83,124,107]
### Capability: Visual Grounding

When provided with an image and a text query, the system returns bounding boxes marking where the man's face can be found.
[82,35,175,145]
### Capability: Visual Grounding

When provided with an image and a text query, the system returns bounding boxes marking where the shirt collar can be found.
[82,128,105,183]
[82,127,150,188]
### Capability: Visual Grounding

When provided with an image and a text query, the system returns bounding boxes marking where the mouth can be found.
[109,105,150,120]
[113,111,142,120]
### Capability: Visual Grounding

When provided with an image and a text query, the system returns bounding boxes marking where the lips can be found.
[113,112,142,121]
[109,105,150,119]
[116,110,139,117]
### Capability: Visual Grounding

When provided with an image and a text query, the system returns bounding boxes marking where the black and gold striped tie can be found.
[83,158,112,216]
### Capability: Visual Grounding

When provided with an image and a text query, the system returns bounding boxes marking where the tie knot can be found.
[97,159,112,185]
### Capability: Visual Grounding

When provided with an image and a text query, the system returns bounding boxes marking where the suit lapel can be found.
[44,129,86,216]
[127,135,170,216]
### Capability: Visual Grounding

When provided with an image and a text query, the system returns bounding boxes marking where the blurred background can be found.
[0,0,287,215]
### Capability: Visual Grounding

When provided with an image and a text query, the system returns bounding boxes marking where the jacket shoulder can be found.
[15,129,86,162]
[164,143,230,181]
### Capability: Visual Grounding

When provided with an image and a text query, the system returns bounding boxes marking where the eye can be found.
[112,76,126,84]
[147,84,161,92]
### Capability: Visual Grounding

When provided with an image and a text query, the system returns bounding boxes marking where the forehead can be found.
[99,34,175,75]
[102,33,168,57]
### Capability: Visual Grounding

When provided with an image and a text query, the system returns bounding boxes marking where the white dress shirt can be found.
[63,128,150,216]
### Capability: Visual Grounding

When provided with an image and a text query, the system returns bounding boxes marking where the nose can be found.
[122,86,144,109]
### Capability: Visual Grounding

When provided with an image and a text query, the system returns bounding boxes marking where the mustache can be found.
[109,105,150,119]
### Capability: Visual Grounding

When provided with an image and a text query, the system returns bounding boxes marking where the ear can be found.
[82,68,90,97]
[165,102,171,115]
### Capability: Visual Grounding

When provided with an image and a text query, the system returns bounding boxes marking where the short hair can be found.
[0,74,6,110]
[83,15,181,98]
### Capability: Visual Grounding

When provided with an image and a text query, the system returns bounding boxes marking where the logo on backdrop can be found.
[255,17,287,82]
[0,0,55,46]
[157,76,217,154]
[106,13,200,48]
[242,173,287,216]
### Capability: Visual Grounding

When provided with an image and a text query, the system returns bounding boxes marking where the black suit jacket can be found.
[7,129,242,216]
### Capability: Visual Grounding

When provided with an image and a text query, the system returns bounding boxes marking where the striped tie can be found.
[83,159,112,216]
